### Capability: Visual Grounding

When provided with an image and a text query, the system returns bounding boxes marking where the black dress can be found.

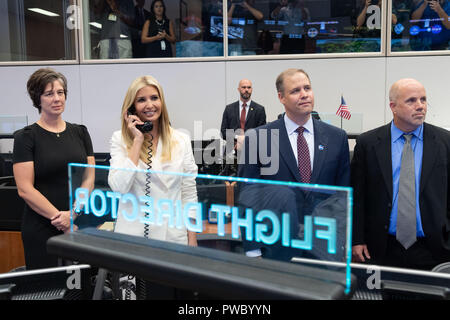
[144,18,173,57]
[13,122,94,270]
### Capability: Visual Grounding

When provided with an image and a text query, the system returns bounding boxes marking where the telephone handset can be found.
[127,104,153,133]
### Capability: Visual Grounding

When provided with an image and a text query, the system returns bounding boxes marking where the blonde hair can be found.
[120,75,175,163]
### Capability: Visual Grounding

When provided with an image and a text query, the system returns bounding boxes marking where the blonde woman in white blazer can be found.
[108,75,198,246]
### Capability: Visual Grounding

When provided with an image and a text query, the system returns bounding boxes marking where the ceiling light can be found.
[28,8,60,17]
[89,22,102,29]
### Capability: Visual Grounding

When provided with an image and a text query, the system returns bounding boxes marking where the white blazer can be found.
[108,129,198,244]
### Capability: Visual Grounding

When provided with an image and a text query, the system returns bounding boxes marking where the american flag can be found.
[336,95,351,120]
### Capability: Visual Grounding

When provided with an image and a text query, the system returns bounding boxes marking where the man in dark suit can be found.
[220,78,267,141]
[351,78,450,270]
[237,68,350,261]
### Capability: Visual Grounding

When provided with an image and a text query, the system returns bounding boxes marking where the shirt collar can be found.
[284,113,314,136]
[240,100,251,108]
[391,121,424,142]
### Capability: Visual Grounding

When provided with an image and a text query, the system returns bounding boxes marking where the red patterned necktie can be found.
[296,126,311,183]
[240,103,247,131]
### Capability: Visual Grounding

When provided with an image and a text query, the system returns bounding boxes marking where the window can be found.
[83,0,225,59]
[227,0,383,56]
[0,0,77,62]
[1,1,448,63]
[391,0,450,52]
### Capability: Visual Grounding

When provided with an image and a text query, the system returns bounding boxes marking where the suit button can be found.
[388,203,392,208]
[384,225,388,230]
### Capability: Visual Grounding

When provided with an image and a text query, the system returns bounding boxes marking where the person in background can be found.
[141,0,176,57]
[13,68,95,270]
[227,0,264,55]
[94,0,135,59]
[132,0,151,58]
[411,0,450,50]
[220,78,266,141]
[271,0,311,54]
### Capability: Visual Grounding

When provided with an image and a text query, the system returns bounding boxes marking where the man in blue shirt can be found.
[351,78,450,270]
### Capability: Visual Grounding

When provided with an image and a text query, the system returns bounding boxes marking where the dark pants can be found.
[377,236,440,271]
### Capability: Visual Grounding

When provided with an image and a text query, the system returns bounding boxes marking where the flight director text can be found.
[74,188,337,254]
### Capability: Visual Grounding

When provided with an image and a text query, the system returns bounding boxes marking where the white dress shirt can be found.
[284,113,315,170]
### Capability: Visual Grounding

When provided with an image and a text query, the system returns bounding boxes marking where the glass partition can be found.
[391,0,450,52]
[68,162,353,294]
[82,0,225,59]
[227,0,383,56]
[2,1,450,63]
[0,0,77,62]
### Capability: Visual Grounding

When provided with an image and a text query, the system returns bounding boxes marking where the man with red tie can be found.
[220,79,267,142]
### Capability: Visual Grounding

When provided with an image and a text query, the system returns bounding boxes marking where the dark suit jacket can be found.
[237,117,350,186]
[237,117,351,261]
[351,122,450,263]
[220,100,266,140]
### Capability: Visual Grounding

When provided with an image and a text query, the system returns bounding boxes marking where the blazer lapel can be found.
[374,124,393,200]
[276,119,302,182]
[311,119,328,183]
[420,123,438,194]
[245,102,255,127]
[234,102,240,127]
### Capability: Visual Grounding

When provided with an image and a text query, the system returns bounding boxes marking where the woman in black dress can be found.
[13,68,95,270]
[141,0,176,57]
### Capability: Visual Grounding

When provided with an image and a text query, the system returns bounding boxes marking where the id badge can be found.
[108,14,117,22]
[160,40,166,51]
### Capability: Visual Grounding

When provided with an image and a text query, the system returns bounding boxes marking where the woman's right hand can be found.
[124,111,145,141]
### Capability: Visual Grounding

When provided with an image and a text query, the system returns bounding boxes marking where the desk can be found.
[47,228,355,299]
